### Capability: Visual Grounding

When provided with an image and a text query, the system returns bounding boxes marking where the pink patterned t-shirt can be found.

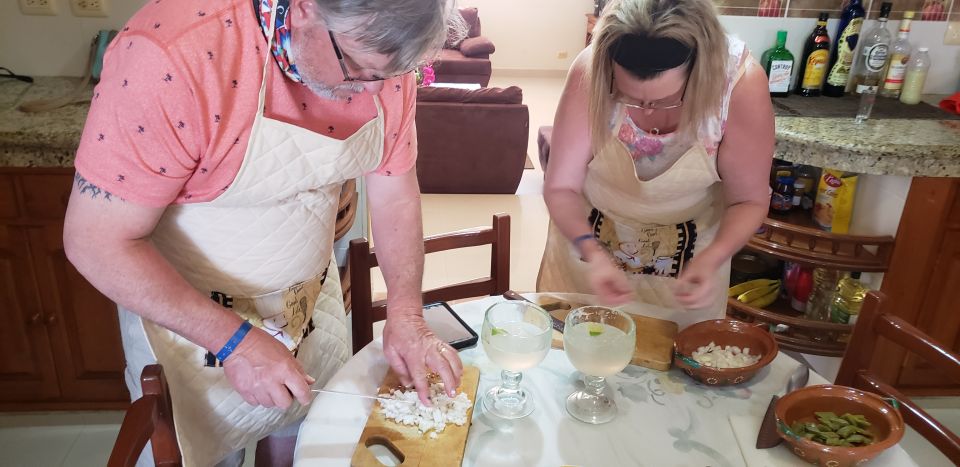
[74,0,417,207]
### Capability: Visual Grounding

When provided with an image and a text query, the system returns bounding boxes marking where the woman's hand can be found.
[673,251,723,309]
[583,242,634,306]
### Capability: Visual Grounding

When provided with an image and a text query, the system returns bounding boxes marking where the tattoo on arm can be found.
[74,172,117,202]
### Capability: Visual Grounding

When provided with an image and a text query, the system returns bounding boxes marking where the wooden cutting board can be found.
[351,365,480,467]
[538,297,679,371]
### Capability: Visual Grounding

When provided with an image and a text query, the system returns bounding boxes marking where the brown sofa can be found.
[415,86,529,194]
[433,8,495,87]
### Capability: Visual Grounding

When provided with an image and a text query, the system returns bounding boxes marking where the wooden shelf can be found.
[747,210,894,272]
[726,296,853,357]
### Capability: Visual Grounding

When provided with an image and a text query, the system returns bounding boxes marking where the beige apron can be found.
[538,109,729,331]
[117,5,384,465]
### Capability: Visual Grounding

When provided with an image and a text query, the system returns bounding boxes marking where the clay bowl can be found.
[673,319,778,385]
[775,385,905,467]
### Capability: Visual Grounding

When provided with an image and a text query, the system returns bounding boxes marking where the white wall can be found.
[0,0,146,77]
[461,0,594,73]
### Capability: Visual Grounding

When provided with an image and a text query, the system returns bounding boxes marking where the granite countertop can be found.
[2,77,960,176]
[0,77,92,168]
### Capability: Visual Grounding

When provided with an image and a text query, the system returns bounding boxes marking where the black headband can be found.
[611,34,694,76]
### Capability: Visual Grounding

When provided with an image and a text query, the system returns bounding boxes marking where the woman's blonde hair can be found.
[588,0,728,152]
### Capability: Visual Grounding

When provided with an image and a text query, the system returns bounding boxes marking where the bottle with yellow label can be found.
[880,11,915,98]
[824,0,865,97]
[797,12,832,97]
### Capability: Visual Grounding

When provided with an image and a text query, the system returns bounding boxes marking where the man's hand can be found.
[382,313,463,406]
[222,327,315,409]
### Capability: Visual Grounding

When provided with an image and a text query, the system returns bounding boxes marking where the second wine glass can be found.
[563,306,636,424]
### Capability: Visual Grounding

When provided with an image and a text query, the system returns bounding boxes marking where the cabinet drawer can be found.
[19,174,73,220]
[0,174,18,219]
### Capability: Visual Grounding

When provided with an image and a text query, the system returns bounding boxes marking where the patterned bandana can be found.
[253,0,303,83]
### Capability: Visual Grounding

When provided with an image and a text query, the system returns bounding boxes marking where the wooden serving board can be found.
[538,297,679,371]
[351,365,480,467]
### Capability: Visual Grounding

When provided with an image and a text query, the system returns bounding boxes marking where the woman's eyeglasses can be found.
[328,31,411,83]
[611,73,688,111]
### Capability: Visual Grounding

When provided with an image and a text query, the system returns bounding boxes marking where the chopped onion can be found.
[691,341,761,369]
[378,382,472,437]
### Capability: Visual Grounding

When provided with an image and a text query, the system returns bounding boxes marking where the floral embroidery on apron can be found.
[589,208,697,279]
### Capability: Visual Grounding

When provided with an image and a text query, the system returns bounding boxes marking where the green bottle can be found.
[762,30,795,97]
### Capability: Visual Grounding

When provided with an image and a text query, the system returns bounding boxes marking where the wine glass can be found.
[480,300,552,419]
[563,306,636,424]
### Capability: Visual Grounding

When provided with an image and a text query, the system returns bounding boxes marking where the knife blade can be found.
[311,388,414,404]
[756,362,809,449]
[502,290,566,333]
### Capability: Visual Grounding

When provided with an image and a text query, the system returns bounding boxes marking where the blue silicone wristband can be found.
[572,233,596,249]
[216,321,252,362]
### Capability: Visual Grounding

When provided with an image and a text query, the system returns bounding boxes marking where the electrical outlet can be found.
[18,0,58,16]
[70,0,108,17]
[557,51,569,59]
[946,22,960,46]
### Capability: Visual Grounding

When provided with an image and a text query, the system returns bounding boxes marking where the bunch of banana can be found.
[728,279,781,308]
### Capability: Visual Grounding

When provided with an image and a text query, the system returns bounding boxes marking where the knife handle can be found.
[756,395,783,449]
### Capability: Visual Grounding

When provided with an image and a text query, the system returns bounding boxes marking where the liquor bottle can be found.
[796,12,832,97]
[761,31,795,97]
[880,11,915,98]
[852,2,893,94]
[900,47,931,104]
[823,0,866,97]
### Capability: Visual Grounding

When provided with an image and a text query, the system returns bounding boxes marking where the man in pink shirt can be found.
[63,0,464,465]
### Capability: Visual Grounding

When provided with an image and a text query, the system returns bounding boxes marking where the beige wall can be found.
[0,0,145,77]
[460,0,594,73]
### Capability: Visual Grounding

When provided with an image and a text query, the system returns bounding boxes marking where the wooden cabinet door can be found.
[0,224,60,402]
[21,171,129,404]
[894,182,960,391]
[27,224,128,403]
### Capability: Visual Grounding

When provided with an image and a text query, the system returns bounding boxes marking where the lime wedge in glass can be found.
[490,327,507,336]
[588,323,604,337]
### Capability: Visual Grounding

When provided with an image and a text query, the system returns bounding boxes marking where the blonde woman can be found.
[538,0,774,328]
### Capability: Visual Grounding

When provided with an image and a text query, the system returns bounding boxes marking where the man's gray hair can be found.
[315,0,467,74]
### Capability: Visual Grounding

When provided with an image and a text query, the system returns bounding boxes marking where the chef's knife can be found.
[756,362,809,449]
[502,290,566,333]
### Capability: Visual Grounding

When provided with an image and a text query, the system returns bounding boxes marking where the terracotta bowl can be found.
[775,385,905,467]
[673,319,778,385]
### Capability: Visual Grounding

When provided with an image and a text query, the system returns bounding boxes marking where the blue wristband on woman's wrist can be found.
[572,233,596,250]
[217,321,252,362]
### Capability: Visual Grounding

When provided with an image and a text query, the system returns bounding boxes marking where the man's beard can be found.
[301,78,364,100]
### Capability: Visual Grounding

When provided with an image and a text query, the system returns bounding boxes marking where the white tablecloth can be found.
[294,295,918,467]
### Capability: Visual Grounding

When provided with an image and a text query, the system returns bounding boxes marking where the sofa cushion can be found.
[433,49,492,75]
[459,36,495,57]
[460,7,481,37]
[417,86,523,105]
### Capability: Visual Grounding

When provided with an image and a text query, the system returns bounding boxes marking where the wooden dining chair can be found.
[835,291,960,465]
[349,213,510,353]
[108,364,182,467]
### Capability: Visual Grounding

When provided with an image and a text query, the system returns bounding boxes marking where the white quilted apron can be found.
[538,108,728,330]
[117,7,383,465]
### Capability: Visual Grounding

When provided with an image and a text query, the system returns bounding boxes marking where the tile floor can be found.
[2,72,958,466]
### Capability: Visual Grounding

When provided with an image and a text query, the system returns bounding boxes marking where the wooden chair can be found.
[349,213,510,353]
[108,364,181,467]
[835,291,960,465]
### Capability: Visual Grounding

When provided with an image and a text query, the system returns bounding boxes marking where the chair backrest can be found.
[108,364,181,467]
[836,291,960,464]
[349,213,510,353]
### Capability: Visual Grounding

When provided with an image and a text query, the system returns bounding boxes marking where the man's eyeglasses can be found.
[328,31,411,82]
[610,72,688,111]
